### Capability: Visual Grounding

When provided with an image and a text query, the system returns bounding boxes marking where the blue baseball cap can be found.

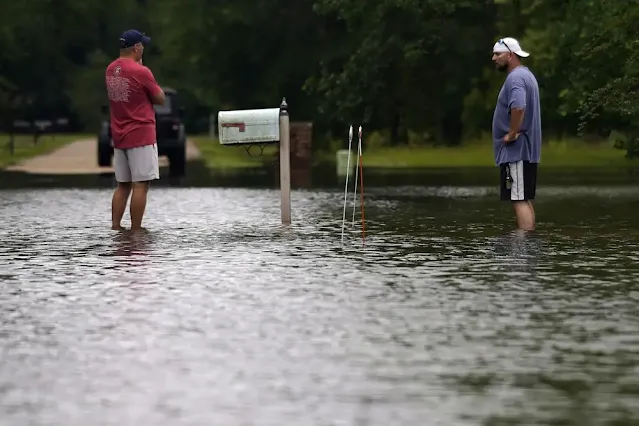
[119,30,151,48]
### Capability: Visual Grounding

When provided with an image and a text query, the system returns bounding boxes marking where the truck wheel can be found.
[98,144,111,167]
[168,148,186,177]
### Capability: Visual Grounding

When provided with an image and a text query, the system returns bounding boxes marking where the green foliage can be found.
[0,0,636,158]
[574,0,639,158]
[67,50,112,130]
[364,131,391,149]
[307,0,494,144]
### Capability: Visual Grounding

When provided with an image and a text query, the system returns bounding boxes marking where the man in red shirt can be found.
[105,29,165,231]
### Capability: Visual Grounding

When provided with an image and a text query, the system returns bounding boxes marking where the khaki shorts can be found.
[114,143,160,183]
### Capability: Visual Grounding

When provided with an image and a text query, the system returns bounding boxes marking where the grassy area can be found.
[323,139,639,169]
[191,136,278,169]
[192,135,639,170]
[0,133,89,169]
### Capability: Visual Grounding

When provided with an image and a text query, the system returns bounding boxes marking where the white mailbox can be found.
[218,107,280,145]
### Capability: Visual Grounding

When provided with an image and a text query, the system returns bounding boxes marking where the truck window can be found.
[154,95,173,115]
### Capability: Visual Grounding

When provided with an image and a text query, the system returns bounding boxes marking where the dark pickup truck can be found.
[98,86,187,177]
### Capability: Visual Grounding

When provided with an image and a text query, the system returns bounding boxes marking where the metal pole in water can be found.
[357,126,366,243]
[351,126,360,225]
[279,98,291,225]
[341,125,353,244]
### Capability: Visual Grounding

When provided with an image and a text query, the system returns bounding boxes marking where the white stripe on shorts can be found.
[509,161,525,201]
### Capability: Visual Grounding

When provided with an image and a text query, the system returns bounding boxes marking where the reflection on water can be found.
[1,184,638,426]
[2,161,639,190]
[109,229,156,259]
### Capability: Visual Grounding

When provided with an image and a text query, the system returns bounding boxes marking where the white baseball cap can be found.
[493,37,529,58]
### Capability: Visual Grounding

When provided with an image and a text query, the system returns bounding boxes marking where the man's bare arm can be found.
[142,67,166,105]
[505,108,525,142]
[505,76,527,143]
[151,89,166,105]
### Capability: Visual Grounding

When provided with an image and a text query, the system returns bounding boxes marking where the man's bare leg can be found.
[112,182,131,230]
[130,181,150,231]
[513,201,535,230]
[528,201,535,227]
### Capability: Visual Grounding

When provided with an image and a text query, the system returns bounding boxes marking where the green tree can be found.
[306,0,496,145]
[577,0,639,157]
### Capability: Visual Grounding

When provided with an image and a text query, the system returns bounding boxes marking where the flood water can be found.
[1,172,639,425]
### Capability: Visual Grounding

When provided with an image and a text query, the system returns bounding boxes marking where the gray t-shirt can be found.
[492,66,542,165]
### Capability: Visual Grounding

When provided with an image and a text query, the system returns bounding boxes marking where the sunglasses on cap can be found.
[498,39,512,53]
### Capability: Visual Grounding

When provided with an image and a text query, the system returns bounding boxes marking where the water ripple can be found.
[1,187,638,425]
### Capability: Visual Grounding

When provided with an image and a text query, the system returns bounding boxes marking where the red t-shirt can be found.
[105,58,163,150]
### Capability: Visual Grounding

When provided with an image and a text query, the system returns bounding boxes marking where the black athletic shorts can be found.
[500,160,537,201]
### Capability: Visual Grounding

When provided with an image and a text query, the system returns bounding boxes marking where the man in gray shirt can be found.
[491,37,541,231]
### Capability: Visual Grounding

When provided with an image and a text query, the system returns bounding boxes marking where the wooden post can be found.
[279,98,291,224]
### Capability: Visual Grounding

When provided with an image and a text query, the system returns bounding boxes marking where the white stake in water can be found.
[341,125,353,244]
[351,125,362,225]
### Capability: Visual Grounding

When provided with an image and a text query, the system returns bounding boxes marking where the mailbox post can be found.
[217,98,292,225]
[279,99,291,224]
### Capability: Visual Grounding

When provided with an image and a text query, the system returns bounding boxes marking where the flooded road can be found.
[1,184,639,425]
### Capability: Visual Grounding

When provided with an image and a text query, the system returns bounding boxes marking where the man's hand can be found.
[503,132,520,144]
[504,107,524,144]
